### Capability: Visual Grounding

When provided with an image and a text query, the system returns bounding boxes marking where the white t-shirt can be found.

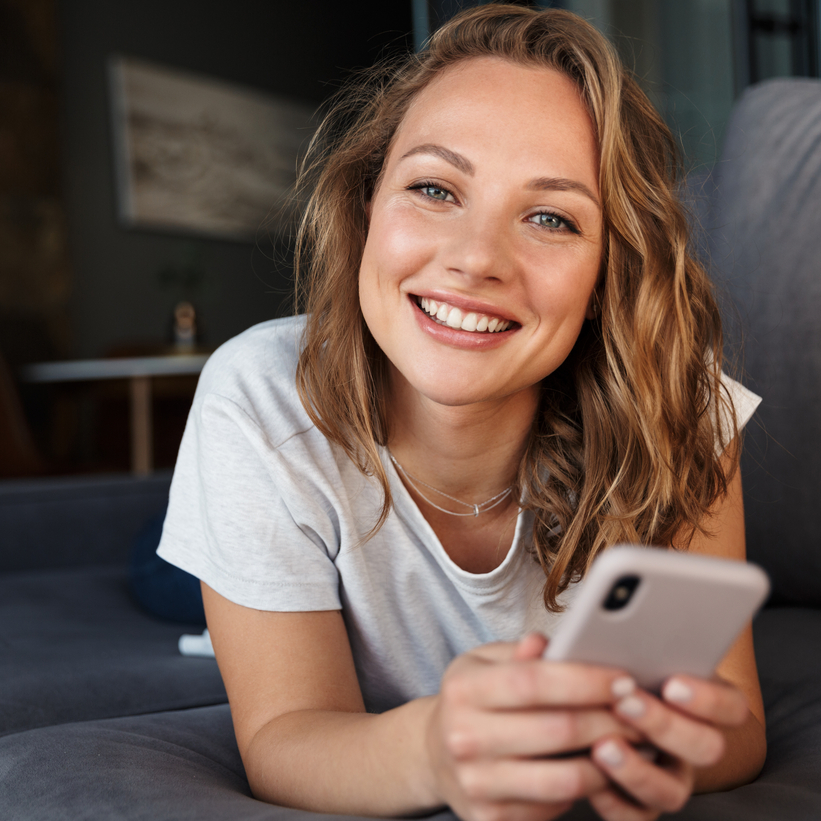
[158,315,761,714]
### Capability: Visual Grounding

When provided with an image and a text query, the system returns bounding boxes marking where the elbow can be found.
[737,723,767,787]
[694,711,767,793]
[239,710,333,809]
[238,718,291,806]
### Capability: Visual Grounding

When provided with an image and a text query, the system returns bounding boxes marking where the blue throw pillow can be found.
[128,509,206,625]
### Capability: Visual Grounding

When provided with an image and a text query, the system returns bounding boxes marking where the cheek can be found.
[357,247,381,327]
[358,215,419,332]
[528,254,600,320]
[366,203,436,280]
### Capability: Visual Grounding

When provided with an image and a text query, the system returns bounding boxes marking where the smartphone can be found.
[543,545,770,692]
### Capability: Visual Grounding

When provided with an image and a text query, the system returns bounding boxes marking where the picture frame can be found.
[109,56,316,242]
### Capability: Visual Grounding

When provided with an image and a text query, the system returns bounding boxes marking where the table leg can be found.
[130,376,153,475]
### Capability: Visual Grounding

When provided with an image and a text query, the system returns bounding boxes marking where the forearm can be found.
[693,710,766,793]
[243,696,442,816]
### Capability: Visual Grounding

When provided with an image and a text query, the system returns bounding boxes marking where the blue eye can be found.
[421,185,450,201]
[409,181,455,202]
[528,212,580,235]
[533,213,565,230]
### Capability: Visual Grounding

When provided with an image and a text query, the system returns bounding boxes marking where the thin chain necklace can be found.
[389,454,513,518]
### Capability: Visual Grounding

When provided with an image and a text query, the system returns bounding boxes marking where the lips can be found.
[416,296,514,333]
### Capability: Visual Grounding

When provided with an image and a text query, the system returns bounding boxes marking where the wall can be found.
[58,0,412,358]
[565,0,736,170]
[0,0,71,365]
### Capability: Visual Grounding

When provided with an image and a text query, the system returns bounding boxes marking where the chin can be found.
[408,376,508,408]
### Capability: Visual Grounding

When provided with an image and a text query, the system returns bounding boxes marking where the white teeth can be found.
[417,297,512,334]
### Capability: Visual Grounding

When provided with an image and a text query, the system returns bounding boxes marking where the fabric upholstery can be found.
[709,78,821,605]
[0,565,225,737]
[0,705,456,821]
[0,472,172,572]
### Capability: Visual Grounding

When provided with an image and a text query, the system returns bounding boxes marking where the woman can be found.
[159,6,765,820]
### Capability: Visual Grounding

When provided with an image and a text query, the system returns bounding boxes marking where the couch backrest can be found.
[709,78,821,606]
[0,473,171,573]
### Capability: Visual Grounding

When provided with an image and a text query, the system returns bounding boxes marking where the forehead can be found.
[389,56,599,185]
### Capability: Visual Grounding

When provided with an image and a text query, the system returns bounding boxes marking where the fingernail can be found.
[616,695,646,719]
[595,740,624,768]
[663,678,693,704]
[611,676,636,699]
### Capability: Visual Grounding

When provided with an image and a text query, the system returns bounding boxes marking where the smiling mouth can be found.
[415,296,516,333]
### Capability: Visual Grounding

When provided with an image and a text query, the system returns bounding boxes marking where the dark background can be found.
[59,0,413,360]
[0,0,414,472]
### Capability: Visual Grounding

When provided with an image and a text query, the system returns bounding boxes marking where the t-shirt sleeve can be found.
[718,372,761,453]
[158,389,342,612]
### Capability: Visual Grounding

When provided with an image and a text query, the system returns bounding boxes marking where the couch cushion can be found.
[0,703,459,821]
[710,78,821,605]
[0,472,172,572]
[0,564,226,737]
[0,608,819,820]
[752,607,821,766]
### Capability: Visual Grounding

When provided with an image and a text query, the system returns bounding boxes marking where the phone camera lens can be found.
[603,575,641,611]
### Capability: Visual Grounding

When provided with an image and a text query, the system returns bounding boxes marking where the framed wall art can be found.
[109,56,316,242]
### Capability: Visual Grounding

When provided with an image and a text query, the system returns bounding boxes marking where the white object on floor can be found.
[178,629,215,657]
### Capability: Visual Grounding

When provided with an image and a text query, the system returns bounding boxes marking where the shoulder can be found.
[195,314,311,449]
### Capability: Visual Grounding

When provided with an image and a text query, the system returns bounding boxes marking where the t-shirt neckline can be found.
[381,448,531,594]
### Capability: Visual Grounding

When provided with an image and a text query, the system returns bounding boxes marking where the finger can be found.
[660,676,749,726]
[443,658,635,711]
[613,691,725,767]
[458,756,608,804]
[468,641,530,664]
[445,708,643,759]
[592,737,694,815]
[588,787,661,821]
[512,633,549,661]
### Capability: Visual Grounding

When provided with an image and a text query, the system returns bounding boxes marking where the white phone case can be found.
[543,545,770,691]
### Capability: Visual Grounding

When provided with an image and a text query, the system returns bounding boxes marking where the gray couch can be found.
[1,77,821,819]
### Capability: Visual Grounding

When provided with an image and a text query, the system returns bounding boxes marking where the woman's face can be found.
[359,57,603,412]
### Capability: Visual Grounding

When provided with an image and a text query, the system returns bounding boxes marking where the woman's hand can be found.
[426,633,641,821]
[588,675,750,820]
[426,634,750,821]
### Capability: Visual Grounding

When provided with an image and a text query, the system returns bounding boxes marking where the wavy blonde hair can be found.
[295,4,736,610]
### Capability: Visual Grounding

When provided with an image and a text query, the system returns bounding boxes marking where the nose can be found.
[440,206,513,284]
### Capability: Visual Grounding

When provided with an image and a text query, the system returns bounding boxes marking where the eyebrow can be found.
[528,177,600,208]
[399,143,600,208]
[400,144,475,175]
